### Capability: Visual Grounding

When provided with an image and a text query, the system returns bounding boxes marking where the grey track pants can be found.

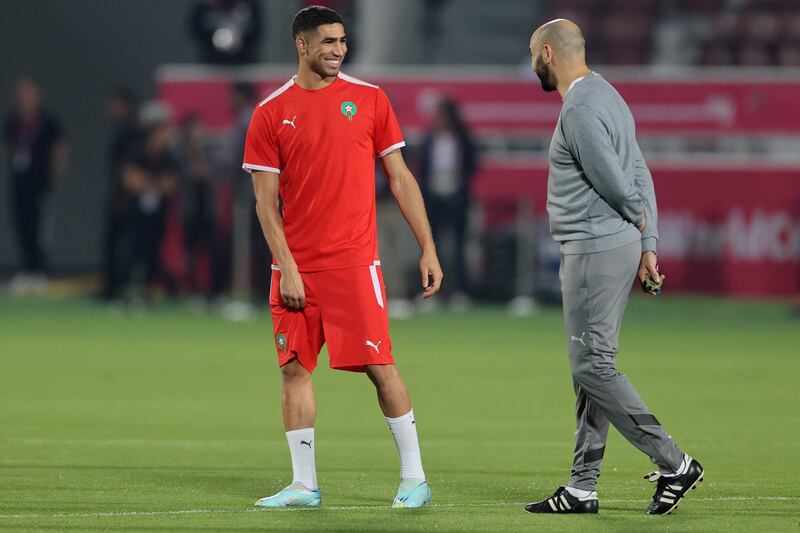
[560,240,684,491]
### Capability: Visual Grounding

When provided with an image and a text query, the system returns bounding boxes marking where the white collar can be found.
[567,73,590,94]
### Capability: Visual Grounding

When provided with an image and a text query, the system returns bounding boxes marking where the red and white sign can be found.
[472,161,800,297]
[155,68,800,296]
[157,70,800,134]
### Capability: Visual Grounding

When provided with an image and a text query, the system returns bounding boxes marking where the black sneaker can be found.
[645,457,704,515]
[524,486,598,514]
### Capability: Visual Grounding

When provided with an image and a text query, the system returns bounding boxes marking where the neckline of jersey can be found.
[291,73,341,93]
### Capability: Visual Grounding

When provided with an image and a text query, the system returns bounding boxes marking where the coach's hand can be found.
[637,209,647,232]
[281,267,306,309]
[638,251,664,296]
[420,249,443,299]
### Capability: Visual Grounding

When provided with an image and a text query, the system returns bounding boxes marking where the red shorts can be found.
[269,261,394,373]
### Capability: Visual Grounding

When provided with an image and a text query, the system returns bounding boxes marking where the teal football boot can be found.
[391,478,431,508]
[254,482,321,508]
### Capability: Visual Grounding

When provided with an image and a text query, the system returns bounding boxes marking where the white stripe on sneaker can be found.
[560,494,571,510]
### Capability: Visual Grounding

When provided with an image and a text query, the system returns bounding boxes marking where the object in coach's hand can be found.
[641,272,663,294]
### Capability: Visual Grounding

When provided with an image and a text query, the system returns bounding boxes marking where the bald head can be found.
[530,19,586,61]
[530,18,590,95]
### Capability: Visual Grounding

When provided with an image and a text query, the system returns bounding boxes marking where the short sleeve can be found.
[373,88,405,158]
[242,106,281,174]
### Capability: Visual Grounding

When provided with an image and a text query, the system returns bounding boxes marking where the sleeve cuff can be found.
[377,141,405,158]
[641,237,657,254]
[242,163,280,174]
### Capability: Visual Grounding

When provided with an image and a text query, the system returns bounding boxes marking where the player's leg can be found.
[280,358,318,488]
[319,264,430,508]
[255,270,324,508]
[365,363,410,417]
[365,363,429,508]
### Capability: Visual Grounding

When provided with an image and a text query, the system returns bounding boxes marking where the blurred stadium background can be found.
[1,0,799,530]
[1,0,799,306]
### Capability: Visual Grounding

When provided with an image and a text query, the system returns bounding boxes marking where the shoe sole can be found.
[523,509,598,514]
[392,496,431,509]
[254,496,322,508]
[255,501,321,508]
[656,470,704,515]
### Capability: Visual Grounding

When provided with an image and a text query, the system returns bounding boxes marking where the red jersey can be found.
[243,73,405,272]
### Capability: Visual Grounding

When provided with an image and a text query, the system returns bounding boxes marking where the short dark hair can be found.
[291,5,344,38]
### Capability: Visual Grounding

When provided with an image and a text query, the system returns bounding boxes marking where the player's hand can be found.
[420,249,443,299]
[638,251,665,296]
[280,267,306,309]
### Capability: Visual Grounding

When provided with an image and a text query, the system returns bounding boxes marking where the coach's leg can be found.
[561,252,610,493]
[569,242,684,474]
[280,359,317,490]
[569,383,610,491]
[366,364,425,483]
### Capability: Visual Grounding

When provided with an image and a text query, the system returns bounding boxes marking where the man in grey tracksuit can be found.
[523,20,704,516]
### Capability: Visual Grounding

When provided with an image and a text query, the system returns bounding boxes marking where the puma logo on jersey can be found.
[282,115,296,128]
[365,340,381,353]
[570,332,586,347]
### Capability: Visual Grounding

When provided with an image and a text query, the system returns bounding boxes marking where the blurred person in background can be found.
[418,97,477,307]
[231,82,271,304]
[177,113,217,303]
[231,82,255,166]
[214,81,258,312]
[100,87,140,302]
[118,104,179,303]
[189,0,263,65]
[4,76,67,294]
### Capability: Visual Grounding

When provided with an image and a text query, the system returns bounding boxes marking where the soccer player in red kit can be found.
[243,6,443,508]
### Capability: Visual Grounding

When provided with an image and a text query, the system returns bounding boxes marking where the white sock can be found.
[286,428,317,490]
[662,454,691,478]
[565,486,597,500]
[386,409,425,480]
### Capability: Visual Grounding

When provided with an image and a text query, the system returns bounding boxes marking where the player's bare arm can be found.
[252,170,306,308]
[380,150,443,298]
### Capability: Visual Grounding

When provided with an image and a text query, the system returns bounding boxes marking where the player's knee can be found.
[365,364,401,390]
[280,358,311,383]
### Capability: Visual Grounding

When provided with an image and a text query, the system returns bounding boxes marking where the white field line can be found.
[0,497,797,520]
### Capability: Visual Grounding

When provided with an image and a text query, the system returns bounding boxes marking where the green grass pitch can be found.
[0,295,798,531]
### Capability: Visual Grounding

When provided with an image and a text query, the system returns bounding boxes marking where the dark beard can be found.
[535,56,556,92]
